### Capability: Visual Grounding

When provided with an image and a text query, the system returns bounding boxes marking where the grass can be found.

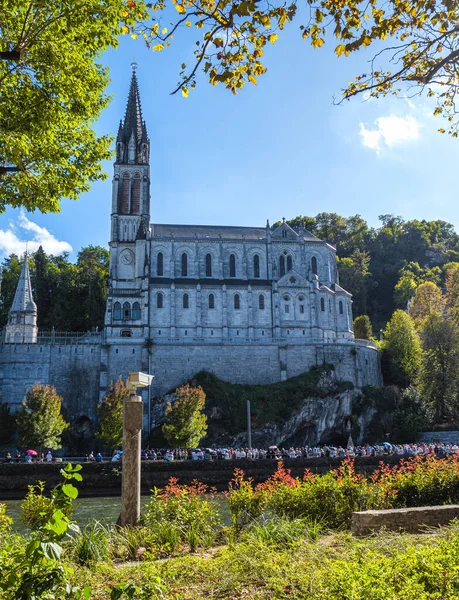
[68,523,459,599]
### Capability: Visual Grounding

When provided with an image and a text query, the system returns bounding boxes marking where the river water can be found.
[3,496,150,531]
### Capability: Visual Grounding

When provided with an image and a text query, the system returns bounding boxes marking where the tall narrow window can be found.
[282,229,287,238]
[287,255,293,271]
[229,254,236,277]
[234,294,240,309]
[259,294,265,310]
[131,172,141,213]
[123,302,131,320]
[300,305,304,314]
[132,302,141,320]
[157,252,164,276]
[205,253,212,277]
[279,255,285,277]
[339,300,343,314]
[119,172,130,213]
[181,253,188,277]
[183,293,189,309]
[311,256,318,275]
[157,293,163,309]
[253,254,260,278]
[320,297,325,311]
[208,293,215,309]
[113,302,121,320]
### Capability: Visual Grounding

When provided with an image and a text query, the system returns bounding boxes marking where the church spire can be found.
[5,253,38,344]
[10,253,36,314]
[116,63,149,165]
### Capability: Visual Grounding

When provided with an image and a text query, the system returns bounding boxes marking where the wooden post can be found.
[120,393,143,526]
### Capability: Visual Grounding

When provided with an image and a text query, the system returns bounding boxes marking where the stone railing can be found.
[352,505,459,535]
[0,329,104,345]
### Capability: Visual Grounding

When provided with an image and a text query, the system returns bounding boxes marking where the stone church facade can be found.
[0,69,382,429]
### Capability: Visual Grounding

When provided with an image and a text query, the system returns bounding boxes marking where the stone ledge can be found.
[352,505,459,535]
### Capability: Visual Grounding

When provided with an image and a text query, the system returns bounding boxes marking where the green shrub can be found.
[72,520,110,565]
[21,480,75,530]
[0,503,12,532]
[110,526,152,561]
[243,516,322,546]
[144,478,220,554]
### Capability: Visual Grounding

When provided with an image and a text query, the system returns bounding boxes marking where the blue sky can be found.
[1,26,458,261]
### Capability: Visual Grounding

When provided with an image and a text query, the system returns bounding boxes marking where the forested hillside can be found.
[0,245,109,331]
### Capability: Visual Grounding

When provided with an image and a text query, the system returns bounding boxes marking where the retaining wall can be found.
[352,505,459,535]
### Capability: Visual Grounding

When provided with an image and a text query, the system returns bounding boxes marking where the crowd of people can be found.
[4,442,459,464]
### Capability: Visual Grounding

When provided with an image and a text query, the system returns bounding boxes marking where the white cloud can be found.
[0,210,72,258]
[359,115,420,154]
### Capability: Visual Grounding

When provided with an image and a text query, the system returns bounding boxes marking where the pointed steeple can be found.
[10,254,36,313]
[116,63,149,165]
[5,253,38,344]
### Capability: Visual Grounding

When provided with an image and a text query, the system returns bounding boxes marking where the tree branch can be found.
[0,50,22,61]
[0,166,22,175]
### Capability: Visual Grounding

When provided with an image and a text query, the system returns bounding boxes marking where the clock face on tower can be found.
[120,250,134,265]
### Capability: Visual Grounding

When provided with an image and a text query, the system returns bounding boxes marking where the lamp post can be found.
[247,399,252,449]
[120,372,153,527]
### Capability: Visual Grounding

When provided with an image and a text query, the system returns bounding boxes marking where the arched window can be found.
[287,255,293,271]
[183,293,189,309]
[123,302,131,320]
[205,253,212,277]
[113,302,121,320]
[320,297,325,312]
[229,254,236,278]
[253,254,260,278]
[131,172,141,213]
[234,294,240,309]
[259,294,265,310]
[37,367,43,379]
[181,253,188,277]
[119,172,130,213]
[311,256,318,275]
[208,293,215,309]
[157,252,164,276]
[279,255,285,277]
[157,293,163,309]
[132,302,141,320]
[339,300,343,314]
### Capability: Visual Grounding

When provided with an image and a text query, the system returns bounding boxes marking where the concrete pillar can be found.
[120,393,143,526]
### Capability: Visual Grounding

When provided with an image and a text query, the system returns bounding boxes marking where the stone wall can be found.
[352,505,459,535]
[0,343,102,421]
[417,431,459,444]
[148,340,381,396]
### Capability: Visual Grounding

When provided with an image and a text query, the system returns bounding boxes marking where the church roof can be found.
[151,224,267,240]
[151,223,325,242]
[10,255,36,313]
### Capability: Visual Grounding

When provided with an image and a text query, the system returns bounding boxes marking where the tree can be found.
[17,384,68,453]
[162,385,208,448]
[420,314,459,422]
[383,310,422,387]
[353,315,372,340]
[130,0,459,135]
[409,281,445,329]
[0,254,22,327]
[97,377,126,452]
[0,0,131,212]
[445,264,459,324]
[0,402,16,445]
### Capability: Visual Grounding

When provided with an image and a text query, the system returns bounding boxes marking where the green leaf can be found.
[62,483,78,499]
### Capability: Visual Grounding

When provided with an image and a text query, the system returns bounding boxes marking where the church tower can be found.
[111,64,150,244]
[5,254,38,344]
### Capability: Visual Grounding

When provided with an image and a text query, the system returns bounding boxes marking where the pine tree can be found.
[17,384,68,453]
[162,385,208,448]
[97,377,126,452]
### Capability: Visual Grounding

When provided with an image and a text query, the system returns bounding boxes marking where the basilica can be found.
[0,68,382,427]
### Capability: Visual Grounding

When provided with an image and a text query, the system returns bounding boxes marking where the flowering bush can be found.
[144,478,220,553]
[226,469,270,533]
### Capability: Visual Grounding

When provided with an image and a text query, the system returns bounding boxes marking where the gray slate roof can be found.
[151,223,323,242]
[10,256,36,313]
[151,224,267,240]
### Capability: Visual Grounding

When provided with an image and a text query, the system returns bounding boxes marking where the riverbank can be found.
[0,456,403,499]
